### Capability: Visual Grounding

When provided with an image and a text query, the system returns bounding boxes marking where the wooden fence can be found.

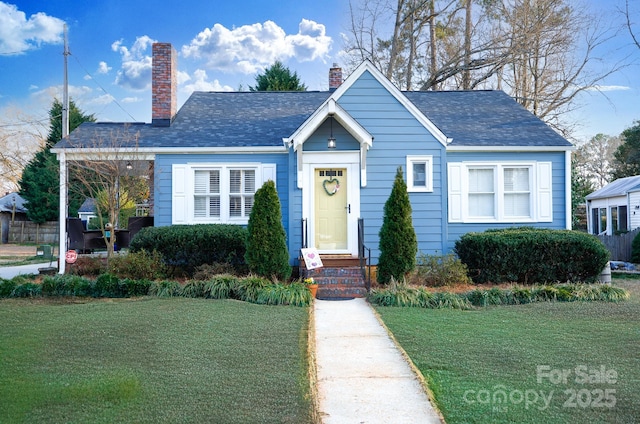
[597,227,640,262]
[6,221,59,245]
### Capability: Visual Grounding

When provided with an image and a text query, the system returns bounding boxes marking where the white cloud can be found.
[112,35,157,90]
[97,61,111,74]
[585,85,632,92]
[121,96,142,104]
[0,2,65,54]
[31,84,93,102]
[181,69,234,95]
[86,93,115,106]
[181,19,332,74]
[289,19,331,62]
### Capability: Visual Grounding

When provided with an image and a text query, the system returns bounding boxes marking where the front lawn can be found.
[0,298,312,423]
[376,280,640,423]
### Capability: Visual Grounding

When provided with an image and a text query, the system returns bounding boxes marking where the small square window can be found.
[406,156,433,192]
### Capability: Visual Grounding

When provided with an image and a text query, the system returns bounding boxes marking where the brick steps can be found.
[302,256,367,299]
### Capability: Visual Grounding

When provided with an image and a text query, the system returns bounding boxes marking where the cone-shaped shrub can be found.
[632,231,640,263]
[377,167,417,284]
[245,180,292,280]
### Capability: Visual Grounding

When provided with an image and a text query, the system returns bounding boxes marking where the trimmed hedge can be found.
[130,224,248,275]
[454,227,610,284]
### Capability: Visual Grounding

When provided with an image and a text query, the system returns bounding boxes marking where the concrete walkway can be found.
[314,298,442,423]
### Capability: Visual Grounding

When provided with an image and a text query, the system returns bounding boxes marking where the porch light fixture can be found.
[328,116,336,149]
[126,161,133,170]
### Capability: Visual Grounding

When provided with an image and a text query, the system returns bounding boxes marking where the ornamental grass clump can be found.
[204,275,240,299]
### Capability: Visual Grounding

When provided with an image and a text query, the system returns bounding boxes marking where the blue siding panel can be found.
[338,70,447,262]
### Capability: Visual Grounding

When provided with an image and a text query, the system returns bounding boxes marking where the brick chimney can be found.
[152,43,177,127]
[329,63,342,91]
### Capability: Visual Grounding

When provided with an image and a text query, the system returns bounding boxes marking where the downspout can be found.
[565,151,572,230]
[58,151,67,274]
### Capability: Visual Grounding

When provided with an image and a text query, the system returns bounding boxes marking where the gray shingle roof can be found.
[585,176,640,200]
[405,90,571,147]
[55,89,571,150]
[0,192,27,213]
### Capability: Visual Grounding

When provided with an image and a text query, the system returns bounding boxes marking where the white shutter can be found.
[448,163,463,222]
[537,162,553,222]
[172,165,188,224]
[262,163,276,188]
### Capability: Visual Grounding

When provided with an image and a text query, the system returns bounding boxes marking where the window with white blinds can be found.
[503,167,530,217]
[172,163,276,225]
[448,161,550,223]
[194,170,220,218]
[229,169,255,218]
[468,168,495,217]
[467,165,532,219]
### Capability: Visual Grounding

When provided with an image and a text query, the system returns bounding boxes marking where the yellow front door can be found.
[314,168,347,250]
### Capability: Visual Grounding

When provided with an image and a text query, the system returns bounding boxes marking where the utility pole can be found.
[62,24,70,139]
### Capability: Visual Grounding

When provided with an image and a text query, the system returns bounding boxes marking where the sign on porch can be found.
[301,247,323,270]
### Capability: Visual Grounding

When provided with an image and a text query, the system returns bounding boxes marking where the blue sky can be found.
[0,0,638,143]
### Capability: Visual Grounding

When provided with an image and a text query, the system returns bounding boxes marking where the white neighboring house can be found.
[586,176,640,235]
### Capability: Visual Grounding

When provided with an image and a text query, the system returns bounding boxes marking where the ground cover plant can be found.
[0,298,313,423]
[375,279,640,423]
[368,280,629,308]
[0,273,312,306]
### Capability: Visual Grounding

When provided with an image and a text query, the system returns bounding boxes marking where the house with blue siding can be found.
[53,43,573,282]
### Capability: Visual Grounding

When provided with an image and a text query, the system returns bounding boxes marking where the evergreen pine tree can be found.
[377,167,417,284]
[245,180,292,280]
[19,99,95,223]
[249,61,307,91]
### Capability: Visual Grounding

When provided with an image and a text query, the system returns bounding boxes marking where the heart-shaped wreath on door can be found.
[322,177,340,196]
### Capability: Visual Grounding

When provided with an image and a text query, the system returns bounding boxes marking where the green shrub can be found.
[42,275,94,297]
[11,282,42,298]
[108,250,166,280]
[511,286,534,304]
[94,273,123,297]
[0,279,17,297]
[411,253,472,286]
[235,276,270,303]
[455,227,610,284]
[368,279,436,308]
[245,180,291,281]
[67,256,106,277]
[192,263,237,280]
[204,275,239,299]
[429,292,472,310]
[531,284,559,301]
[377,167,417,284]
[632,231,640,263]
[182,280,206,298]
[255,282,311,306]
[597,284,630,301]
[120,278,152,296]
[130,224,248,276]
[149,280,182,297]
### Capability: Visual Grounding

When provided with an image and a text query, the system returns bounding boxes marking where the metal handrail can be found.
[357,218,371,291]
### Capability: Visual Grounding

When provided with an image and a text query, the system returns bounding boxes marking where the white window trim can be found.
[406,155,433,192]
[448,161,552,224]
[173,163,276,225]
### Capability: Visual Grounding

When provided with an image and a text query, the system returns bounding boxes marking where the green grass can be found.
[376,281,640,424]
[0,297,312,423]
